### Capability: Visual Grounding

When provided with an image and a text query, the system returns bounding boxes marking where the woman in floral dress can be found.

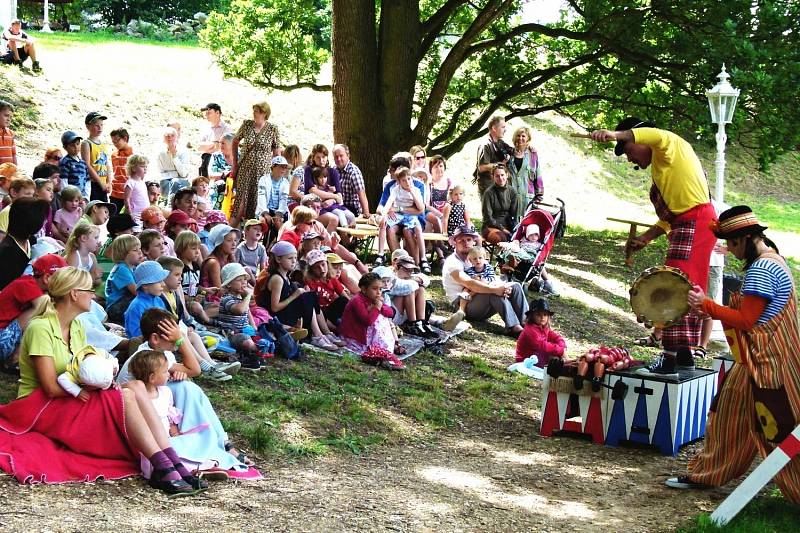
[230,102,281,226]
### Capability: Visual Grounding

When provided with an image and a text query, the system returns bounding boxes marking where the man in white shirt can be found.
[197,103,233,177]
[442,225,528,336]
[1,19,40,72]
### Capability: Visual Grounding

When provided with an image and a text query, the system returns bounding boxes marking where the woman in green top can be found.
[2,267,202,495]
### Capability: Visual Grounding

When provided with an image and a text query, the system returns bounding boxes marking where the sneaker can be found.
[420,260,432,275]
[31,61,41,72]
[665,476,709,490]
[325,333,347,347]
[202,368,233,382]
[215,361,241,376]
[635,353,678,378]
[311,335,337,350]
[675,347,696,370]
[373,254,387,267]
[240,356,262,372]
[442,309,465,332]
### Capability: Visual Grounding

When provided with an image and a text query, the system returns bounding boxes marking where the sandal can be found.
[634,333,662,347]
[225,443,255,467]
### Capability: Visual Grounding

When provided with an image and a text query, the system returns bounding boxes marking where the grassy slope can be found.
[1,33,799,529]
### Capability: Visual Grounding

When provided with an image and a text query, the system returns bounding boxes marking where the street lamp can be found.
[705,64,739,202]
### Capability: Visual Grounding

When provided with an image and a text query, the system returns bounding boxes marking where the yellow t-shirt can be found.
[18,312,89,398]
[0,204,10,233]
[633,128,709,231]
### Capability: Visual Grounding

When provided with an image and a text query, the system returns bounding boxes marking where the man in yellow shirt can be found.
[590,117,716,376]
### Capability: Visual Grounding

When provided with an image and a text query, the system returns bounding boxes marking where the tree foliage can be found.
[201,0,799,169]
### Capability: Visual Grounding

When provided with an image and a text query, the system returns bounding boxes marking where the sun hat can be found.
[326,253,346,264]
[306,249,327,267]
[711,205,768,239]
[613,116,656,156]
[301,230,322,242]
[271,155,289,167]
[141,206,166,225]
[204,210,228,227]
[220,262,248,287]
[166,209,194,227]
[449,225,479,246]
[31,253,68,276]
[78,350,114,391]
[85,111,108,125]
[396,256,420,273]
[373,266,394,280]
[270,240,297,257]
[527,298,554,316]
[85,199,117,217]
[208,224,240,251]
[243,218,264,230]
[134,260,170,289]
[107,214,136,236]
[60,131,82,146]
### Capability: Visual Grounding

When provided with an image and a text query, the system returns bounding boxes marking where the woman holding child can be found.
[0,267,202,495]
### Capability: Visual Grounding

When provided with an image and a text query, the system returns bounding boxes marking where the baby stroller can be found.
[496,198,566,293]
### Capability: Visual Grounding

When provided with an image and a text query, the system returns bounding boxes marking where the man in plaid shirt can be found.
[333,144,369,217]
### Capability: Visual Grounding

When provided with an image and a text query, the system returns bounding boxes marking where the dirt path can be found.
[0,425,736,532]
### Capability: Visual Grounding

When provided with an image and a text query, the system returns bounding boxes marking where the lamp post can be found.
[41,0,53,33]
[705,64,740,202]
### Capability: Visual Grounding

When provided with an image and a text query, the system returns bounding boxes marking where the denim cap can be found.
[220,262,248,287]
[208,224,240,251]
[270,240,296,257]
[134,260,170,289]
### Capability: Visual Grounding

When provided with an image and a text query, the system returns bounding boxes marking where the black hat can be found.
[711,205,768,239]
[527,298,554,316]
[201,103,222,112]
[107,213,136,236]
[613,116,656,156]
[85,111,108,125]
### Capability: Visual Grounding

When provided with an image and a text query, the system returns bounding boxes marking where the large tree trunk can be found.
[332,0,419,209]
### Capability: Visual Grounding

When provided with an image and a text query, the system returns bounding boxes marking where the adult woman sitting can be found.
[302,144,343,233]
[231,101,281,227]
[508,126,544,220]
[667,206,800,502]
[0,197,50,291]
[0,267,199,495]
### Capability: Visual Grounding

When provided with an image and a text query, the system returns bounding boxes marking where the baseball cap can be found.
[134,260,170,289]
[85,111,108,125]
[141,206,166,225]
[306,249,327,266]
[613,116,656,156]
[326,253,346,264]
[396,256,420,272]
[200,103,221,112]
[220,263,247,287]
[31,253,68,276]
[61,131,83,147]
[85,200,117,216]
[271,155,289,167]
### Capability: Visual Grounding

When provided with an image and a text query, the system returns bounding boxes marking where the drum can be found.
[630,266,692,328]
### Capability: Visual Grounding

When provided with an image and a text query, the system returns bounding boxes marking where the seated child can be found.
[65,223,103,287]
[158,256,241,380]
[515,298,565,368]
[304,249,349,329]
[339,272,404,369]
[56,345,118,400]
[235,219,267,279]
[104,234,143,324]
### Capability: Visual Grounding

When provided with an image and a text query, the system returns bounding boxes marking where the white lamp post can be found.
[41,0,53,33]
[705,64,740,202]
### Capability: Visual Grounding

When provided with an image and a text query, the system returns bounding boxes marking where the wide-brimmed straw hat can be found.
[711,205,768,239]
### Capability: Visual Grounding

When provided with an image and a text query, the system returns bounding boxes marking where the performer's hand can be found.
[589,129,617,142]
[687,284,706,310]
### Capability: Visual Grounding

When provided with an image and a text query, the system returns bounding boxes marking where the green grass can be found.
[679,489,800,532]
[31,30,199,50]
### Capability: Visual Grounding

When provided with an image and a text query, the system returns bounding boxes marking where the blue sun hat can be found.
[134,260,170,289]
